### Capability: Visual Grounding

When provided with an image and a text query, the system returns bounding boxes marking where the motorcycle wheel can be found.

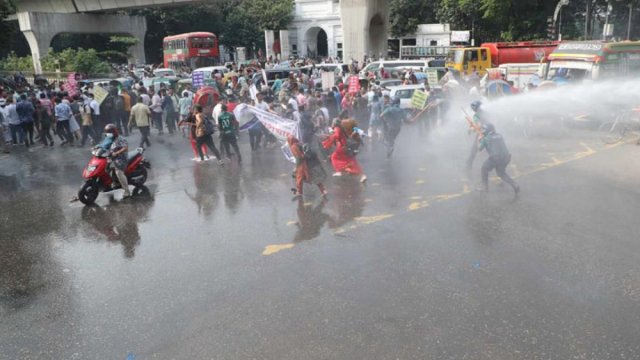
[134,167,148,186]
[78,181,99,205]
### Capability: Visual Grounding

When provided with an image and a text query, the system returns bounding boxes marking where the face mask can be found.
[105,133,114,138]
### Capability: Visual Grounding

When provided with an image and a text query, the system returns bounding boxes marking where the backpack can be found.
[204,118,215,135]
[345,133,361,157]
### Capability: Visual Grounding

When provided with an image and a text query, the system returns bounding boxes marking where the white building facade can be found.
[288,0,344,59]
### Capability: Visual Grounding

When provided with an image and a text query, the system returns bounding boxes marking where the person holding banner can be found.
[288,135,328,200]
[322,118,367,183]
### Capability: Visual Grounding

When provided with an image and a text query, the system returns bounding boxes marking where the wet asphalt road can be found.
[1,120,639,359]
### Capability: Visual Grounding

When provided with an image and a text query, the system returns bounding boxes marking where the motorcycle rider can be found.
[102,124,131,199]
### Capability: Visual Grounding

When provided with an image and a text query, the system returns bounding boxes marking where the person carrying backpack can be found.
[193,104,223,164]
[322,117,367,183]
[288,135,327,200]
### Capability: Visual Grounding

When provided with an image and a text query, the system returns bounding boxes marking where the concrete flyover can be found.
[15,0,198,13]
[18,12,147,74]
[14,0,198,74]
[339,0,389,62]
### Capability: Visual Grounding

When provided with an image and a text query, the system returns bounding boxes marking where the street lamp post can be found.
[627,2,633,40]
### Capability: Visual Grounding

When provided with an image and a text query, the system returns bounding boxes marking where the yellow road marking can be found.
[415,179,425,185]
[263,141,625,256]
[262,243,295,256]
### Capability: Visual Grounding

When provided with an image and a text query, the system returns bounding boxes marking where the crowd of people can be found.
[0,58,520,200]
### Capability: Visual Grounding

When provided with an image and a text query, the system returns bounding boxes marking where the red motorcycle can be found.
[78,146,151,205]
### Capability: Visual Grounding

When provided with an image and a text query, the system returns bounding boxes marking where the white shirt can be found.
[89,99,100,115]
[140,94,150,106]
[151,94,163,113]
[287,97,298,111]
[212,103,223,122]
[6,104,20,125]
[255,100,268,112]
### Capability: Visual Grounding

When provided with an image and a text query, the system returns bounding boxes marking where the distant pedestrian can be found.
[16,94,35,147]
[54,97,74,146]
[129,97,152,148]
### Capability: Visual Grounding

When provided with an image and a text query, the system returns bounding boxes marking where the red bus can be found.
[163,32,220,70]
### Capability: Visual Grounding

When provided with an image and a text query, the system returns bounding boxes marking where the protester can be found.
[129,97,152,148]
[54,97,74,146]
[380,96,405,158]
[193,104,223,164]
[478,123,520,195]
[218,104,241,163]
[35,101,54,147]
[16,94,35,147]
[150,90,164,134]
[288,135,328,200]
[322,117,367,183]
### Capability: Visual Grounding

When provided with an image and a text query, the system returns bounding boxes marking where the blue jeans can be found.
[9,124,23,144]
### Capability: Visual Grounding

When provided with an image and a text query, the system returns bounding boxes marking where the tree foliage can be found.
[390,0,640,42]
[0,49,111,75]
[129,0,293,62]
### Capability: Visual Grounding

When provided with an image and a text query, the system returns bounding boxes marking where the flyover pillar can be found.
[17,12,147,74]
[339,0,389,63]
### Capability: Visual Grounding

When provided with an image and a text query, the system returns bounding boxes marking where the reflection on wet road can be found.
[1,123,640,359]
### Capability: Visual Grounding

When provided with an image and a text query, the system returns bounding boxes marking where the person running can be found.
[193,104,223,164]
[288,135,328,200]
[218,104,242,163]
[380,96,406,158]
[478,123,520,195]
[322,118,367,183]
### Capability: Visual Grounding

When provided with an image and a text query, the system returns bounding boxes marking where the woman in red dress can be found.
[322,119,367,183]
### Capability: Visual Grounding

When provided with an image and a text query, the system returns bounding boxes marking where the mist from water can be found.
[482,79,639,127]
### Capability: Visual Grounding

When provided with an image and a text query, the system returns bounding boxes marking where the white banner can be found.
[279,30,290,59]
[321,71,335,91]
[245,105,299,163]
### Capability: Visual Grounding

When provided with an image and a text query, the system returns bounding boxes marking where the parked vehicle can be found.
[447,41,559,76]
[163,32,220,69]
[386,84,426,110]
[359,60,430,77]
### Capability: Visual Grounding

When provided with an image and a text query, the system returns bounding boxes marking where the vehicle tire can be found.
[599,120,625,144]
[130,167,148,186]
[78,181,99,205]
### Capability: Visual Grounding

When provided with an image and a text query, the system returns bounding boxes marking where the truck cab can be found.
[446,48,491,76]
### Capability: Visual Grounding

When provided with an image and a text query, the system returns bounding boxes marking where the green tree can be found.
[389,0,439,37]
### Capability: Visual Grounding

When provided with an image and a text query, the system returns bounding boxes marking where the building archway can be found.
[368,13,385,59]
[304,26,328,59]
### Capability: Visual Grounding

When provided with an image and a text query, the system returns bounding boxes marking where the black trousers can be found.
[138,126,151,148]
[40,123,54,145]
[249,129,262,151]
[220,133,241,161]
[56,120,74,144]
[21,122,34,146]
[481,155,518,191]
[196,134,221,160]
[81,125,97,146]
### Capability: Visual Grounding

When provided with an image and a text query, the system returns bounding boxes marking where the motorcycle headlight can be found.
[86,165,97,172]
